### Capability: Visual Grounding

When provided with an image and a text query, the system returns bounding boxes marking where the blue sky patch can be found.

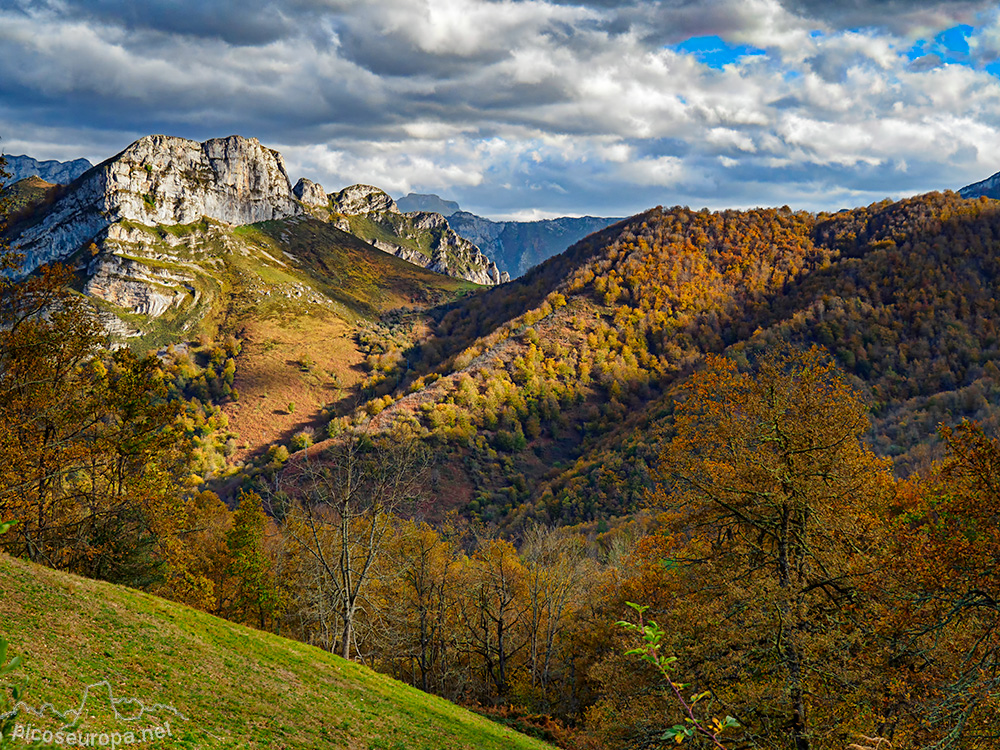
[906,24,972,66]
[672,35,767,69]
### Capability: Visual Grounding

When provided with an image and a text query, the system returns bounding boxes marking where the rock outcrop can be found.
[293,178,329,207]
[330,184,508,285]
[3,154,93,185]
[331,184,398,215]
[12,134,299,274]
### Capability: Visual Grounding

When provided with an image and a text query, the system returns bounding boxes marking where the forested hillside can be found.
[341,191,1000,527]
[8,138,1000,749]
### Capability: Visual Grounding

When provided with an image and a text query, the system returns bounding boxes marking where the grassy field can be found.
[0,553,555,750]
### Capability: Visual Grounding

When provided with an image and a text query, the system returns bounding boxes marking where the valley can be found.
[6,135,1000,749]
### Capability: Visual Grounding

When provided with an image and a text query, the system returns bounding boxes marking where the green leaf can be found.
[0,519,17,536]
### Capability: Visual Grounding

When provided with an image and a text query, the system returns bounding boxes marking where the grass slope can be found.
[0,553,554,750]
[223,219,477,459]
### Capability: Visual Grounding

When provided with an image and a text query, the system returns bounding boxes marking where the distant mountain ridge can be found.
[2,154,93,185]
[396,193,460,216]
[448,210,622,277]
[391,192,621,277]
[959,170,1000,200]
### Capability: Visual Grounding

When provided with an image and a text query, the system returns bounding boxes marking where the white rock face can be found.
[331,184,399,214]
[12,134,299,274]
[293,178,329,207]
[85,254,191,318]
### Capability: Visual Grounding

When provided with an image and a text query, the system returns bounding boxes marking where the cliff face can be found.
[330,184,509,286]
[7,134,510,340]
[12,134,299,274]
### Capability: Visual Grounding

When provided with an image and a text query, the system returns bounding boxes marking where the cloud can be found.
[2,0,1000,219]
[777,0,994,36]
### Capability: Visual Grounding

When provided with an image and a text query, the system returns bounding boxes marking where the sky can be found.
[2,1,1000,219]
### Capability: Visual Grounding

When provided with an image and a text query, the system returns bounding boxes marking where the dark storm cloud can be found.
[777,0,993,33]
[21,0,298,46]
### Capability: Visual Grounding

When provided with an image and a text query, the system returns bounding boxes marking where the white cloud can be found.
[3,0,1000,216]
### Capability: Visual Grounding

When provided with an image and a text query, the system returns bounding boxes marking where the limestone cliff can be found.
[12,134,299,274]
[7,134,508,341]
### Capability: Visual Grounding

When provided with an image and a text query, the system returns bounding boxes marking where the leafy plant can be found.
[617,602,739,748]
[0,636,25,749]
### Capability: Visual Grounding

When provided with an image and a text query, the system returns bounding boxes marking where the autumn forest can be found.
[5,148,1000,750]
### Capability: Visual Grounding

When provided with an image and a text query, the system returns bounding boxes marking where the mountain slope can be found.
[959,170,1000,200]
[333,192,1000,527]
[0,552,555,750]
[448,211,622,277]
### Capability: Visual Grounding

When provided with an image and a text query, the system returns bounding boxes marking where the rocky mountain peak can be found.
[331,184,398,215]
[11,134,300,274]
[293,177,328,207]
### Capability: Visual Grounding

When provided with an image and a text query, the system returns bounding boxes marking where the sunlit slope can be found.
[360,193,1000,526]
[0,552,554,750]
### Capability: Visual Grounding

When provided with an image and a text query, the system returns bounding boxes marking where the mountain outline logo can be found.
[0,680,187,730]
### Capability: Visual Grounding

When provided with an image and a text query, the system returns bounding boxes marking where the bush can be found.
[290,429,314,452]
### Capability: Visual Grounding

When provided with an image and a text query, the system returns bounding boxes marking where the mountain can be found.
[0,552,554,750]
[397,192,461,216]
[2,154,93,185]
[4,135,511,343]
[11,134,299,276]
[959,169,1000,200]
[8,134,506,287]
[392,192,622,278]
[328,184,509,285]
[332,191,1000,528]
[3,135,482,455]
[447,211,621,277]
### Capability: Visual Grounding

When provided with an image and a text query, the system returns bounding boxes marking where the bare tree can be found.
[274,428,429,660]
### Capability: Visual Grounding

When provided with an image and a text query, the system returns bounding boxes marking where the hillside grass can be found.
[0,553,555,750]
[221,219,477,459]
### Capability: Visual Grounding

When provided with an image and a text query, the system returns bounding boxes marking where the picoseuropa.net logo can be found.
[3,721,174,747]
[1,679,186,747]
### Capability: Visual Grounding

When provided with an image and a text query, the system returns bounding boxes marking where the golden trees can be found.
[646,346,894,750]
[0,149,191,586]
[882,422,1000,747]
[278,431,429,659]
